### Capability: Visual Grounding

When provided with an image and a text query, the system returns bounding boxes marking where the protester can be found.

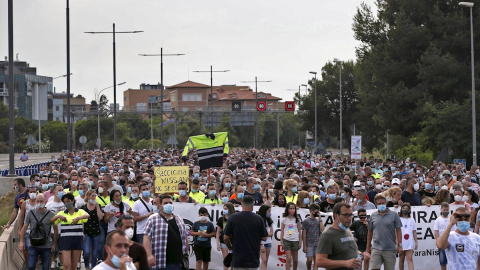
[92,230,133,270]
[319,185,337,212]
[284,179,298,204]
[436,207,480,270]
[302,204,324,270]
[113,215,149,270]
[350,208,369,270]
[434,202,456,270]
[104,190,132,233]
[401,177,422,206]
[81,190,104,270]
[132,183,153,244]
[353,189,376,211]
[191,207,216,270]
[3,178,28,231]
[17,185,38,261]
[216,202,235,270]
[280,202,302,270]
[144,195,188,270]
[258,205,274,270]
[398,203,417,270]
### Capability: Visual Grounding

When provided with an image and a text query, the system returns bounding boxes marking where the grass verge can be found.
[0,192,15,237]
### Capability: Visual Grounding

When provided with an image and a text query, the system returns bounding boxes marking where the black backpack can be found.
[29,210,50,246]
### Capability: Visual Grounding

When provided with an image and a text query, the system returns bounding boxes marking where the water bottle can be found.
[125,261,136,270]
[354,253,362,270]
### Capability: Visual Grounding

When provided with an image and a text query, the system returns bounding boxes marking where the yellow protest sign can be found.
[154,166,189,193]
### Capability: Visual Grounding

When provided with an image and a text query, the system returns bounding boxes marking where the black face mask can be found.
[402,210,411,215]
[358,215,367,220]
[441,211,449,217]
[313,212,320,217]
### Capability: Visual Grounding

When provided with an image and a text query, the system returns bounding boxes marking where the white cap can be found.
[392,178,400,185]
[354,181,361,187]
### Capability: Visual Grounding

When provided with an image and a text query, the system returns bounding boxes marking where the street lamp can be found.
[333,58,343,158]
[7,0,15,176]
[192,66,230,133]
[95,82,126,149]
[85,24,143,150]
[38,73,72,153]
[139,48,185,149]
[301,84,308,96]
[459,2,476,165]
[309,71,317,151]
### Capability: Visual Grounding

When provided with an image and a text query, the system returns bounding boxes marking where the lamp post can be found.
[139,48,185,149]
[460,2,477,165]
[95,82,126,149]
[309,71,317,150]
[333,59,343,158]
[7,0,15,176]
[85,25,143,150]
[192,66,230,133]
[66,0,72,151]
[301,84,308,96]
[240,77,272,148]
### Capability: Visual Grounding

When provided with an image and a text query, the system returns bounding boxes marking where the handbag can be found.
[160,214,189,270]
[223,253,233,267]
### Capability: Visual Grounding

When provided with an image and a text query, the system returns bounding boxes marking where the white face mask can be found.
[375,184,383,190]
[98,187,104,194]
[199,216,209,222]
[125,228,134,240]
[29,193,37,199]
[413,183,419,191]
[454,195,462,202]
[441,185,449,190]
[462,195,469,202]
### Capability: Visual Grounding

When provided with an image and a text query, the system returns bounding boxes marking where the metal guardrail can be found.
[0,162,50,177]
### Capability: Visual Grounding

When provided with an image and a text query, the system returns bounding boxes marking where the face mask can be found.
[29,193,37,199]
[152,205,159,213]
[225,183,231,189]
[425,183,432,190]
[63,180,68,185]
[209,190,216,197]
[163,204,174,214]
[441,185,448,190]
[89,199,95,204]
[179,190,187,197]
[237,193,244,199]
[376,184,382,190]
[434,186,439,191]
[441,211,449,217]
[36,203,45,209]
[457,221,470,233]
[79,190,84,196]
[40,184,48,191]
[416,170,420,175]
[48,183,54,188]
[253,184,260,191]
[328,194,336,200]
[278,174,283,178]
[462,195,469,202]
[194,173,200,178]
[72,181,78,186]
[454,195,462,202]
[292,187,298,193]
[359,215,367,220]
[321,176,326,180]
[401,210,411,215]
[98,187,104,194]
[223,210,229,215]
[125,228,134,240]
[112,181,117,186]
[377,205,386,212]
[142,191,151,198]
[242,186,247,191]
[65,202,74,210]
[288,209,295,216]
[200,185,206,191]
[131,193,139,199]
[220,196,229,204]
[358,199,363,203]
[303,198,309,204]
[413,183,419,191]
[57,191,64,199]
[338,221,348,231]
[127,187,132,194]
[367,181,373,186]
[199,216,209,222]
[341,193,346,199]
[110,249,122,268]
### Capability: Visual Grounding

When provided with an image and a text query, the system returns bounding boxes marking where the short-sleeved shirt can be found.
[316,226,358,270]
[191,221,215,248]
[104,202,131,233]
[319,200,335,212]
[368,209,402,251]
[54,208,88,237]
[25,209,55,249]
[401,190,422,206]
[445,231,480,270]
[302,217,321,247]
[282,216,300,241]
[434,216,457,236]
[400,217,417,250]
[15,190,29,209]
[132,198,152,234]
[224,211,268,268]
[353,201,376,211]
[350,220,368,252]
[244,191,264,205]
[216,216,227,244]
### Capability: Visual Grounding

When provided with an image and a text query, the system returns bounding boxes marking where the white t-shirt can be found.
[104,202,131,233]
[92,262,117,270]
[446,231,480,270]
[434,216,457,236]
[282,216,300,242]
[400,217,416,250]
[75,195,86,209]
[46,200,66,233]
[132,198,152,234]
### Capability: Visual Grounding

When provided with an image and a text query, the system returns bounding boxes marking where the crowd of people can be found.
[3,148,480,270]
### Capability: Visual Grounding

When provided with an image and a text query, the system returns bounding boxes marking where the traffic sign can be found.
[257,101,266,111]
[79,135,87,144]
[285,101,295,111]
[232,101,241,111]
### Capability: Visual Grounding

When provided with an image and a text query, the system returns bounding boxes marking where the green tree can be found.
[43,121,67,151]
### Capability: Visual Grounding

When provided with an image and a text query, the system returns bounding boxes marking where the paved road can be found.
[0,153,60,170]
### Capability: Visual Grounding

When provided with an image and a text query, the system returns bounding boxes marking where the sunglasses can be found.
[456,214,471,220]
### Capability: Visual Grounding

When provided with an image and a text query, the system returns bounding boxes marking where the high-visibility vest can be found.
[182,132,229,170]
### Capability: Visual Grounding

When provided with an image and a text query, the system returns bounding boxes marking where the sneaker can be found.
[50,262,56,269]
[77,262,81,269]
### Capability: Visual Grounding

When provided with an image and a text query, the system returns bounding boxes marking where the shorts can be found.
[24,233,30,250]
[306,245,317,257]
[193,245,211,262]
[370,249,396,270]
[263,243,272,248]
[220,243,228,249]
[282,239,299,251]
[438,249,447,266]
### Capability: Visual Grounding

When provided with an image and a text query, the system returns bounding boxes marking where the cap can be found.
[392,178,400,185]
[353,181,361,187]
[442,170,451,176]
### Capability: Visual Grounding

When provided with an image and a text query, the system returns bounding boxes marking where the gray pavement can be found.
[0,153,60,170]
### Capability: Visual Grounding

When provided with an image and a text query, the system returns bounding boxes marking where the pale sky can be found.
[0,0,376,107]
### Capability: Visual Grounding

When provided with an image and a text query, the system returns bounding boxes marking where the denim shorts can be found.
[220,243,228,249]
[306,245,317,257]
[438,249,447,266]
[263,243,272,248]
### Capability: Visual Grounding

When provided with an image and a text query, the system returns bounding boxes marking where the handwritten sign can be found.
[154,166,189,193]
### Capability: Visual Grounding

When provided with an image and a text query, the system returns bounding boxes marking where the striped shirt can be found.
[144,213,188,269]
[54,208,88,237]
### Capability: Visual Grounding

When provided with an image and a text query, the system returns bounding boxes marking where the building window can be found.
[212,94,217,99]
[56,105,60,111]
[257,93,265,98]
[232,94,237,99]
[182,93,202,101]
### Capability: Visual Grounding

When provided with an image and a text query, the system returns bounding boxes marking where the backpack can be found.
[29,211,50,246]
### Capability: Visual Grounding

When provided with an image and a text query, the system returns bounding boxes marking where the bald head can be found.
[35,194,46,205]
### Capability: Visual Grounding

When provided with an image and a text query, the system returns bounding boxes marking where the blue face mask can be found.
[320,190,326,198]
[194,173,200,178]
[377,205,387,212]
[367,181,373,186]
[278,174,283,178]
[57,191,64,199]
[292,187,298,193]
[223,210,229,215]
[142,191,151,198]
[209,190,216,197]
[127,187,132,194]
[361,171,365,175]
[328,194,336,200]
[79,190,84,196]
[341,193,346,199]
[63,180,68,185]
[225,183,231,189]
[435,186,439,191]
[89,199,95,204]
[294,163,298,167]
[237,193,244,199]
[191,188,198,193]
[163,204,174,214]
[110,251,122,268]
[253,184,260,191]
[179,190,187,197]
[242,186,246,191]
[303,198,309,205]
[152,205,159,213]
[320,176,326,180]
[42,184,49,191]
[72,181,78,186]
[457,221,470,233]
[338,221,348,231]
[425,183,432,190]
[48,183,54,188]
[132,193,139,199]
[221,197,229,204]
[112,181,117,186]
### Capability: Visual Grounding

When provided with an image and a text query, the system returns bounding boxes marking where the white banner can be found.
[173,203,453,270]
[351,135,362,159]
